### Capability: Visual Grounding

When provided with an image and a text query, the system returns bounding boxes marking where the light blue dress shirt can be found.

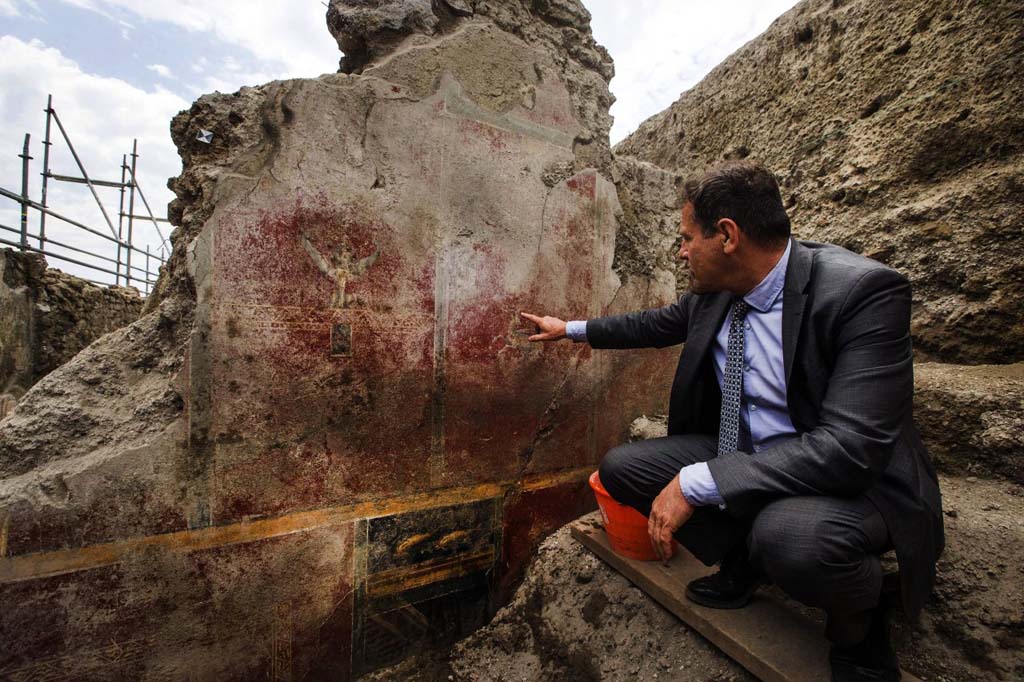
[568,240,797,507]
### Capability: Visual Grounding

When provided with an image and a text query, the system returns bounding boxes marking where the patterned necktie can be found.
[718,299,749,457]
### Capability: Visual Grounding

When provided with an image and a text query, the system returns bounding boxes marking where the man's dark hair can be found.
[682,161,791,248]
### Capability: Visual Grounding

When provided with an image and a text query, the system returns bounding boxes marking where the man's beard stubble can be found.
[685,269,706,295]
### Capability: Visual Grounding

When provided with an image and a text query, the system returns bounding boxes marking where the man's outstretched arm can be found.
[521,293,694,349]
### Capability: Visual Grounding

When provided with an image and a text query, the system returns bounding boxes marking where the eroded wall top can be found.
[327,0,615,170]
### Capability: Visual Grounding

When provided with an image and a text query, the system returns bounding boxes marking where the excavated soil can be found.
[364,525,752,682]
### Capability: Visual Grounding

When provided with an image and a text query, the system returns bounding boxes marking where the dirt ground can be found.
[364,524,752,682]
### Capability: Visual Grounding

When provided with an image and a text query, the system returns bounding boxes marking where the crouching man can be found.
[521,161,943,682]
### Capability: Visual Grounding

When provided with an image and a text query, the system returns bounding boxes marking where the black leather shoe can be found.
[684,548,764,609]
[829,608,901,682]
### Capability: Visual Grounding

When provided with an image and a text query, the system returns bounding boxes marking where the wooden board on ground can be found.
[570,513,921,682]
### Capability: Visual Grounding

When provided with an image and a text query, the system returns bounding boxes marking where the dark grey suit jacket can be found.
[586,239,944,621]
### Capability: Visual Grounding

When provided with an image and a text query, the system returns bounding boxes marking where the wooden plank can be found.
[570,513,921,682]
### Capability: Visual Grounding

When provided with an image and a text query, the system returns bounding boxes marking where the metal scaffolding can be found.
[1,95,169,294]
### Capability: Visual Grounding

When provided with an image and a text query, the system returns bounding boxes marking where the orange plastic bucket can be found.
[589,470,676,561]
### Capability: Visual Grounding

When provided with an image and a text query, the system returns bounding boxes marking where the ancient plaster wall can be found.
[0,248,143,417]
[616,0,1024,364]
[0,2,681,679]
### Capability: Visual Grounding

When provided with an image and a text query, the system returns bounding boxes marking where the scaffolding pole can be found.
[39,94,53,249]
[0,187,164,265]
[49,106,119,239]
[44,172,125,189]
[3,96,170,294]
[125,140,138,287]
[18,134,32,249]
[117,153,127,286]
[124,151,169,253]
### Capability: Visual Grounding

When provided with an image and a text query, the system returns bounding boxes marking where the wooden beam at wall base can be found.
[570,513,922,682]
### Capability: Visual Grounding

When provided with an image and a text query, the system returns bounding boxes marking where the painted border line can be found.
[0,467,593,584]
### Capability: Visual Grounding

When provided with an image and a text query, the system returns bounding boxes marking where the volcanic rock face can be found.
[914,362,1024,483]
[616,0,1024,364]
[0,1,680,680]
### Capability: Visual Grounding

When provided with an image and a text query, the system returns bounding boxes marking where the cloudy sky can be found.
[0,0,798,288]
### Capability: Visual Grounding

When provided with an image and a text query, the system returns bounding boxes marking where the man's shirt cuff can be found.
[566,320,588,342]
[679,462,725,507]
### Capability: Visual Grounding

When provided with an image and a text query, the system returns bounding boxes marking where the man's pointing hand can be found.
[520,312,568,342]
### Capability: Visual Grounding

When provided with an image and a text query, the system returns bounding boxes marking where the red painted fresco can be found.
[204,166,626,520]
[216,196,425,312]
[457,118,509,152]
[566,173,597,200]
[209,198,437,522]
[172,87,672,677]
[499,479,596,601]
[0,525,355,682]
[441,172,608,486]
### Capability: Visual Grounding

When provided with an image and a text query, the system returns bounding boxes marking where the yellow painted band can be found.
[0,466,592,584]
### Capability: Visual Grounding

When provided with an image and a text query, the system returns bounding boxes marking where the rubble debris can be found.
[364,526,754,682]
[914,362,1024,484]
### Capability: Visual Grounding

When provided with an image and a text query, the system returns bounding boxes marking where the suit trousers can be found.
[599,434,892,644]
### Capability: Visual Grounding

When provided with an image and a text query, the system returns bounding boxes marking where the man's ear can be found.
[716,218,740,254]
